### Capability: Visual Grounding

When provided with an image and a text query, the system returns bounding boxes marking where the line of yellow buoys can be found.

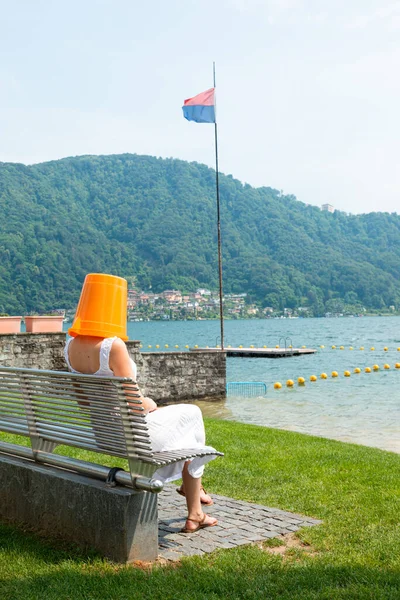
[274,363,400,389]
[323,345,400,351]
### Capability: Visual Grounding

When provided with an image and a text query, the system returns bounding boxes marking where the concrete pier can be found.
[190,347,316,358]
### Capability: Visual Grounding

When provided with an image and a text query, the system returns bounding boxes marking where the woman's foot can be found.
[176,485,214,506]
[181,513,218,533]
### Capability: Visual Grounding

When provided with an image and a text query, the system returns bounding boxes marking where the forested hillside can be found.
[0,153,400,315]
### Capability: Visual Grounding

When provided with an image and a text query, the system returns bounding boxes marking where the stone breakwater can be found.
[0,333,226,402]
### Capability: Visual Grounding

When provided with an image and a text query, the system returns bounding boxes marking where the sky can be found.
[1,0,400,215]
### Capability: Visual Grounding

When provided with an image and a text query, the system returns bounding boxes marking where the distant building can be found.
[127,289,140,309]
[139,293,150,304]
[321,203,335,213]
[162,290,182,304]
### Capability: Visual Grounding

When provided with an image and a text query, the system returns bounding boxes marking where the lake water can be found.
[67,317,400,454]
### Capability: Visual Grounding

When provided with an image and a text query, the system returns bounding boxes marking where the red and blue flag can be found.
[182,88,215,123]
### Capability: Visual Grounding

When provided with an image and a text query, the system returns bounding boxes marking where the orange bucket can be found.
[68,273,128,340]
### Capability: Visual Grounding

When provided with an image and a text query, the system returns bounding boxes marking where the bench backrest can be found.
[0,366,154,476]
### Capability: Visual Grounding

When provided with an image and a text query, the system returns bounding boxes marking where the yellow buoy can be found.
[194,345,198,348]
[349,346,353,350]
[263,345,267,348]
[320,373,328,379]
[360,346,364,350]
[286,379,294,387]
[395,363,400,369]
[344,370,351,377]
[340,346,344,350]
[275,345,279,348]
[310,375,317,382]
[331,371,338,378]
[320,345,325,349]
[373,364,379,371]
[332,345,336,349]
[175,345,179,348]
[384,347,388,352]
[148,345,152,348]
[370,347,375,351]
[185,345,189,348]
[297,377,305,385]
[155,344,159,348]
[397,348,400,352]
[384,364,390,369]
[365,367,371,373]
[289,345,293,348]
[354,367,361,374]
[165,344,169,348]
[250,345,254,348]
[274,382,282,389]
[302,345,306,348]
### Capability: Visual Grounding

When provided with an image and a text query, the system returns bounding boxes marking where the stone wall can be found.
[0,334,226,401]
[0,333,66,371]
[134,350,226,402]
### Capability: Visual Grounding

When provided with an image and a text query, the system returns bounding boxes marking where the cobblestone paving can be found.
[158,485,322,561]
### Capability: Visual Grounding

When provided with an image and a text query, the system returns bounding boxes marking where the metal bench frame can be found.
[0,366,223,493]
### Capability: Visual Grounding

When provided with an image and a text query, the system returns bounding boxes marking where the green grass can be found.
[1,420,400,599]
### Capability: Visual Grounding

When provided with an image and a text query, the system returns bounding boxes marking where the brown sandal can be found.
[176,485,214,506]
[181,513,218,533]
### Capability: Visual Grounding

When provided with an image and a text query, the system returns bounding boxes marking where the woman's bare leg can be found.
[177,478,213,505]
[182,462,217,531]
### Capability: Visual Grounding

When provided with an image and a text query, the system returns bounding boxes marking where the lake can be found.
[67,317,400,454]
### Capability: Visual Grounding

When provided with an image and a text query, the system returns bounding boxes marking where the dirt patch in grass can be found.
[260,533,318,559]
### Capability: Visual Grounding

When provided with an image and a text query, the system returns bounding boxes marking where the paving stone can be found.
[238,524,263,533]
[159,550,183,561]
[230,540,252,547]
[157,484,321,560]
[217,541,239,549]
[261,530,283,539]
[285,524,302,532]
[178,547,205,557]
[304,518,323,525]
[222,518,249,526]
[245,534,269,542]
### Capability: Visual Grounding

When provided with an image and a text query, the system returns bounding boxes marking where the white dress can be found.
[64,337,218,483]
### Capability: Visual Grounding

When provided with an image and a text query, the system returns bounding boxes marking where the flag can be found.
[182,88,215,123]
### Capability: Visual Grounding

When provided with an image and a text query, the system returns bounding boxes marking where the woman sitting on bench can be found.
[65,273,218,533]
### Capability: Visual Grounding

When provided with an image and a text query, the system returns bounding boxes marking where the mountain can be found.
[0,153,400,315]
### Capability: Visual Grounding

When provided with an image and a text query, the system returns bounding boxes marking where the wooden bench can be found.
[0,365,223,561]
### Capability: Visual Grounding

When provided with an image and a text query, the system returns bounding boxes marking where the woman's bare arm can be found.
[109,338,157,413]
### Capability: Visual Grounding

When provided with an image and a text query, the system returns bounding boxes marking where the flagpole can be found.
[213,61,224,351]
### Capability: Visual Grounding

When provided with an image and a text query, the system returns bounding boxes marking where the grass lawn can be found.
[1,419,400,599]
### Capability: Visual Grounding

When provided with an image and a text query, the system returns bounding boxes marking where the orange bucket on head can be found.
[68,273,128,340]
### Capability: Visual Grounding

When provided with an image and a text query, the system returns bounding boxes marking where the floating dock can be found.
[190,347,316,358]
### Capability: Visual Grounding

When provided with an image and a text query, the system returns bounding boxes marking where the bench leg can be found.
[125,490,159,562]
